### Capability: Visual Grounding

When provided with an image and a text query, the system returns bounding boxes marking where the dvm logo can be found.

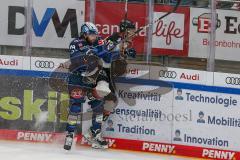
[8,6,80,38]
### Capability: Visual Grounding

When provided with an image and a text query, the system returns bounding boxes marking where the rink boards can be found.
[0,55,240,160]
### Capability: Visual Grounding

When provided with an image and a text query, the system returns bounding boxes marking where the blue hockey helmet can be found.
[81,22,98,35]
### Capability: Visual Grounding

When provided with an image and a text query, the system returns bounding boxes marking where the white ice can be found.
[0,140,194,160]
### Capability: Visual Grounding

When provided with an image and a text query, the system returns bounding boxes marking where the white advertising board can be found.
[189,8,240,61]
[0,0,85,49]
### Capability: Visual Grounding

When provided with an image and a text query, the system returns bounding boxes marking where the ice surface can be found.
[0,140,194,160]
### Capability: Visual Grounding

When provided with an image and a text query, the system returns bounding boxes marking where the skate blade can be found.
[63,144,72,151]
[91,143,108,149]
[63,136,76,151]
[83,134,94,145]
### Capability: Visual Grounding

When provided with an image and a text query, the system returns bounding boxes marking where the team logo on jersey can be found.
[71,88,84,99]
[98,39,104,45]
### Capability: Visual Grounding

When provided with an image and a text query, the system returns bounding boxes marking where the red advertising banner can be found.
[0,129,239,160]
[91,1,190,56]
[94,1,147,54]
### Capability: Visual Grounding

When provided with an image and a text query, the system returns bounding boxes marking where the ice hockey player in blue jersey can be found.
[64,22,112,150]
[64,20,136,151]
[83,19,137,147]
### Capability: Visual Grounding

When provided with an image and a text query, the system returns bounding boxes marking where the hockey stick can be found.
[77,0,182,53]
[109,0,129,92]
[217,0,240,2]
[105,0,182,51]
[124,0,128,20]
[122,0,182,42]
[121,0,129,56]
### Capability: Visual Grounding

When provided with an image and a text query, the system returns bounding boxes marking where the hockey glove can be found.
[125,48,136,58]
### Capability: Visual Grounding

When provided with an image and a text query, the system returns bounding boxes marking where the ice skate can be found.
[90,128,108,149]
[63,132,74,151]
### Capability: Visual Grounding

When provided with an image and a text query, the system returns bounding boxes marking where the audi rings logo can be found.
[225,77,240,85]
[35,60,55,69]
[159,70,177,79]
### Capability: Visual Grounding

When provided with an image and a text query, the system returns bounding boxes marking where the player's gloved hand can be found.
[125,48,136,58]
[105,40,116,51]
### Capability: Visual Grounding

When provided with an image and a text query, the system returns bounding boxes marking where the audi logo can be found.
[35,60,55,69]
[225,77,240,85]
[159,70,177,79]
